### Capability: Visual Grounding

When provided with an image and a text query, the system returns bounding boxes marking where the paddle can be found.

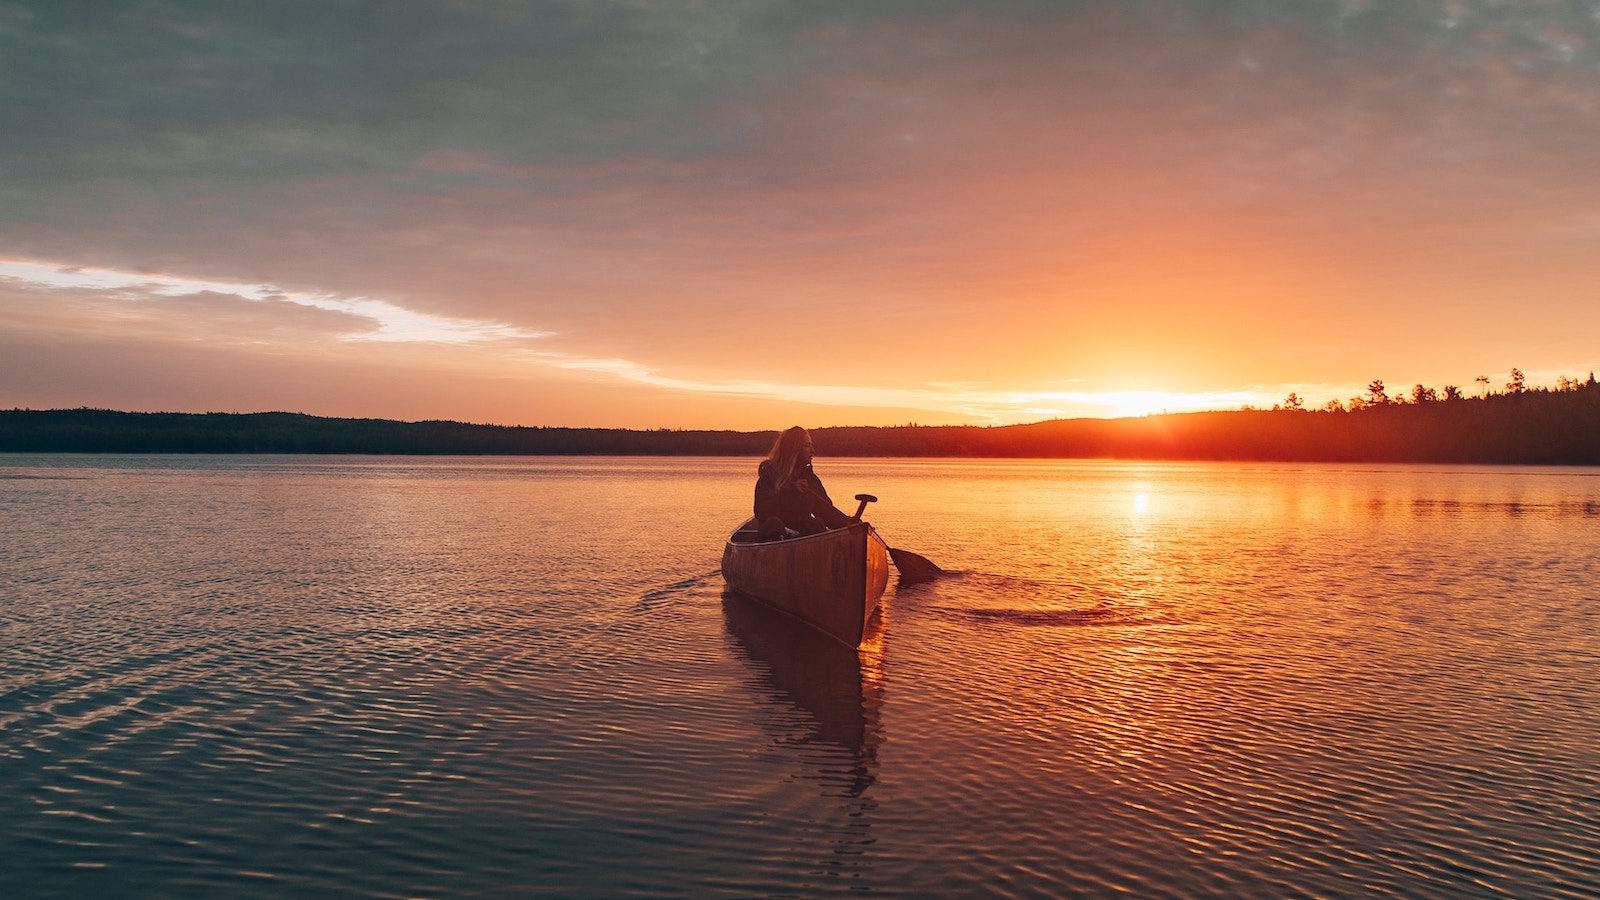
[854,494,943,584]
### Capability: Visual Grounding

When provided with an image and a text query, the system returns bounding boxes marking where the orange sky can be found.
[2,1,1597,428]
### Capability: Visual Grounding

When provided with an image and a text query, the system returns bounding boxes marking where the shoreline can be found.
[4,393,1600,465]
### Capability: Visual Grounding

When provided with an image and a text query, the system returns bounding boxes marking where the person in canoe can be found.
[755,426,858,541]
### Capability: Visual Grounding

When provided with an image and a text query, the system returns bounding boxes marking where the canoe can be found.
[720,518,890,647]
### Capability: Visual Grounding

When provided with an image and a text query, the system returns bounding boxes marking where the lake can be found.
[3,454,1599,897]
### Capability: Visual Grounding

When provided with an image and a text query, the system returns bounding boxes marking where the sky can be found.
[2,0,1598,429]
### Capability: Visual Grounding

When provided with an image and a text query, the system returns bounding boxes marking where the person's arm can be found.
[794,474,855,529]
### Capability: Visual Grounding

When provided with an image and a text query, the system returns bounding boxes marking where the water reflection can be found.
[721,593,886,884]
[12,455,1600,897]
[720,592,883,798]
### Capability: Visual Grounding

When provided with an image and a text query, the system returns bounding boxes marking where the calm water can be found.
[3,455,1599,898]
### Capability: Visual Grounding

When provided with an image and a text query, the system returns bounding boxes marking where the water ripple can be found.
[3,456,1600,897]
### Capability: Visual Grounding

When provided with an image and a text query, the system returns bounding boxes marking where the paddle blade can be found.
[888,547,942,584]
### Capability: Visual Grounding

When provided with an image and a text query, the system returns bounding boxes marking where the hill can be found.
[3,383,1598,464]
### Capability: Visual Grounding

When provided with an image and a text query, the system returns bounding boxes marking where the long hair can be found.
[762,426,811,487]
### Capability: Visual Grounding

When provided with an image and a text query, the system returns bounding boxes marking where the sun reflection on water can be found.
[8,456,1600,898]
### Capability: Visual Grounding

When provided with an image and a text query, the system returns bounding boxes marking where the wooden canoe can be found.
[720,519,890,647]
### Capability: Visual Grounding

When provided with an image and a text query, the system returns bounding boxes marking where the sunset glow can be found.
[3,2,1598,428]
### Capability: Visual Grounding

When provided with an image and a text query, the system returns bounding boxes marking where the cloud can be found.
[0,259,544,344]
[1,256,1287,422]
[0,277,375,345]
[3,1,1599,425]
[0,0,842,187]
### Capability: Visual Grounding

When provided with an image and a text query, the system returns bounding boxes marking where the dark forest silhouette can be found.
[4,372,1598,464]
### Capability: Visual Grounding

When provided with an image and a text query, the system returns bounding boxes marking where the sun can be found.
[1095,391,1198,418]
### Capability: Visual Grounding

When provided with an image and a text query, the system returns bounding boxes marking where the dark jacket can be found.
[754,460,834,535]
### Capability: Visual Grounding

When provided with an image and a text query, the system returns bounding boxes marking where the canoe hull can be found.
[720,520,890,647]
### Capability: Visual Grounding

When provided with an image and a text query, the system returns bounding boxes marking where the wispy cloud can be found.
[529,351,1278,423]
[0,259,544,344]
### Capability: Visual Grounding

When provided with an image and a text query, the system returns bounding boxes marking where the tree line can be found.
[3,371,1598,464]
[1275,369,1597,412]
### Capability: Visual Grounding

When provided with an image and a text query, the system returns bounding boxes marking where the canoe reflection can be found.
[721,591,884,798]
